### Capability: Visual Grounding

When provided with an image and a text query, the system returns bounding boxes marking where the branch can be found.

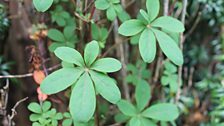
[113,19,131,101]
[184,12,202,39]
[176,0,188,103]
[7,97,28,126]
[0,64,60,79]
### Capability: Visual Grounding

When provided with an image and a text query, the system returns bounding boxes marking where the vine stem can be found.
[176,0,188,103]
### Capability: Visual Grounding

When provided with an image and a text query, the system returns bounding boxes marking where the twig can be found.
[188,67,194,89]
[83,0,94,13]
[124,0,135,9]
[113,19,130,101]
[101,38,129,58]
[184,12,201,39]
[164,0,169,15]
[74,12,89,23]
[0,64,61,79]
[176,0,188,103]
[8,97,29,126]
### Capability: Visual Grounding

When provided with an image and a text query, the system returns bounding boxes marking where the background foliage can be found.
[1,0,224,126]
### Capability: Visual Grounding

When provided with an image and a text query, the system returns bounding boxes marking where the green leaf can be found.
[130,33,141,45]
[151,16,185,33]
[117,100,137,116]
[48,43,65,52]
[110,0,120,4]
[91,58,122,73]
[42,101,51,112]
[33,0,53,12]
[140,9,150,22]
[117,10,131,22]
[41,68,83,94]
[30,114,41,121]
[169,75,178,92]
[135,80,151,111]
[114,113,130,123]
[130,117,141,126]
[54,47,84,67]
[146,0,160,21]
[69,73,96,122]
[106,6,117,21]
[152,29,183,66]
[113,4,122,13]
[118,19,145,36]
[164,61,177,73]
[84,41,99,66]
[28,103,42,113]
[89,70,121,104]
[95,0,110,10]
[140,118,157,126]
[48,29,65,42]
[161,76,169,86]
[142,103,179,121]
[62,119,73,126]
[139,29,156,63]
[64,26,75,40]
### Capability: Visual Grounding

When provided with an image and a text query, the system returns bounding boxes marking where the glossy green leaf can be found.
[84,41,99,66]
[89,70,121,104]
[107,6,117,21]
[146,0,160,21]
[54,47,84,67]
[152,29,183,66]
[117,100,137,116]
[118,19,145,36]
[40,68,83,94]
[142,103,179,121]
[135,80,151,111]
[91,58,122,73]
[95,0,110,10]
[151,16,185,33]
[139,28,156,63]
[69,73,96,122]
[33,0,53,12]
[48,29,65,42]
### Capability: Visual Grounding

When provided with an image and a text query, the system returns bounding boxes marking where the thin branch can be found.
[124,0,136,9]
[83,0,94,13]
[176,0,188,103]
[185,12,201,39]
[101,38,129,58]
[7,97,29,126]
[0,64,61,79]
[74,12,89,23]
[113,19,131,101]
